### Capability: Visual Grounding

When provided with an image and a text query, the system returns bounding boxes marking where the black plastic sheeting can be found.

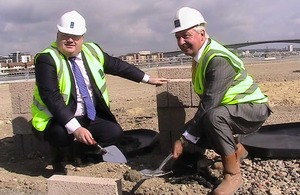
[240,122,300,158]
[119,129,158,157]
[119,124,300,159]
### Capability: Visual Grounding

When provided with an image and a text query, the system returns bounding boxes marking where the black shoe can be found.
[86,153,104,164]
[72,141,104,167]
[72,155,103,167]
[72,157,91,167]
[52,161,67,175]
[50,146,68,175]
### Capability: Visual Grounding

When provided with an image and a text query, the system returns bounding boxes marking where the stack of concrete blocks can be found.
[7,66,200,156]
[8,80,50,155]
[7,80,123,194]
[156,66,200,154]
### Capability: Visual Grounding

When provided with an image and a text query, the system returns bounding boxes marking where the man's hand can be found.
[147,77,169,86]
[173,139,184,160]
[73,127,96,145]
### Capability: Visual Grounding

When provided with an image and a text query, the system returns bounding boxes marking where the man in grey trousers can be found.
[171,7,271,195]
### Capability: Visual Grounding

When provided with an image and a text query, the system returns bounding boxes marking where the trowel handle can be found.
[158,153,173,170]
[96,144,107,154]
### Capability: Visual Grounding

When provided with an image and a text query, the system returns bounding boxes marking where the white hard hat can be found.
[171,7,206,33]
[57,10,87,35]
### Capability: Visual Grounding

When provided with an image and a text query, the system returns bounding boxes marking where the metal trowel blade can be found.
[102,145,127,163]
[140,168,172,177]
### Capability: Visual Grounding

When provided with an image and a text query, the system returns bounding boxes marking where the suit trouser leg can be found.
[87,116,123,146]
[43,116,123,147]
[43,120,75,147]
[201,106,265,156]
[43,116,123,166]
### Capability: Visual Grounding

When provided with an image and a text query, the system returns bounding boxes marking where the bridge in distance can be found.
[164,39,300,58]
[224,39,300,49]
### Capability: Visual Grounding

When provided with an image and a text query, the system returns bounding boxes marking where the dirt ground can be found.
[0,60,300,194]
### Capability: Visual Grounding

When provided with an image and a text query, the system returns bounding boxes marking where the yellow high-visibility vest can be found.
[193,39,268,105]
[31,42,110,131]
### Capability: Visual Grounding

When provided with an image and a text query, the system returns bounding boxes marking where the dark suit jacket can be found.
[34,43,145,128]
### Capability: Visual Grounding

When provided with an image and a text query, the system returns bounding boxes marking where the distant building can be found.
[0,51,34,75]
[9,51,32,63]
[119,51,164,65]
[138,50,151,55]
[289,44,293,52]
[0,51,33,64]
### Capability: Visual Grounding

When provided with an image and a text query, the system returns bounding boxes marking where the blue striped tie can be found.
[69,57,96,120]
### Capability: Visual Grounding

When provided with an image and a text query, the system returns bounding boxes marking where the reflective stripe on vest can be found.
[31,42,109,131]
[81,43,110,107]
[193,39,268,105]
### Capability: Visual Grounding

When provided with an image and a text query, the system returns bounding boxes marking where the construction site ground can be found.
[0,60,300,194]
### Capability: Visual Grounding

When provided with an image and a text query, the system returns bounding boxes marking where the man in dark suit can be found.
[170,7,271,195]
[31,10,167,174]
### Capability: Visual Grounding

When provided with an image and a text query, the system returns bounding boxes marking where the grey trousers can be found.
[199,104,270,156]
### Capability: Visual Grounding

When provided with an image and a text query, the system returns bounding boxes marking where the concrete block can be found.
[167,79,191,107]
[157,108,171,132]
[157,107,197,132]
[156,83,168,108]
[157,107,186,132]
[155,67,208,155]
[0,83,12,119]
[10,94,21,114]
[19,91,33,114]
[9,81,34,114]
[9,81,35,93]
[48,175,122,195]
[170,129,183,144]
[191,86,201,107]
[158,131,172,155]
[184,107,198,123]
[158,66,192,79]
[8,81,49,156]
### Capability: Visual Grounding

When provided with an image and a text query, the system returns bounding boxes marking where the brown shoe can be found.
[213,153,243,195]
[213,143,248,170]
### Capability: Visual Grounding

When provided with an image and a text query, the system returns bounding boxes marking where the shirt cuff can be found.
[182,131,200,144]
[142,74,150,83]
[65,118,81,134]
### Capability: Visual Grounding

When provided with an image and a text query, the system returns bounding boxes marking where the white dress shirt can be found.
[65,54,150,134]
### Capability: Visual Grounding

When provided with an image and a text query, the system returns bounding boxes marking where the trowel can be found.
[78,138,127,164]
[96,144,127,163]
[130,153,174,194]
[140,153,173,177]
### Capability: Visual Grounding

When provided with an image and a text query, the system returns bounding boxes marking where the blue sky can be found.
[1,0,300,56]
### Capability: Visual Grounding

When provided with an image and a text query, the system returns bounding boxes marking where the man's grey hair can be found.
[193,24,209,38]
